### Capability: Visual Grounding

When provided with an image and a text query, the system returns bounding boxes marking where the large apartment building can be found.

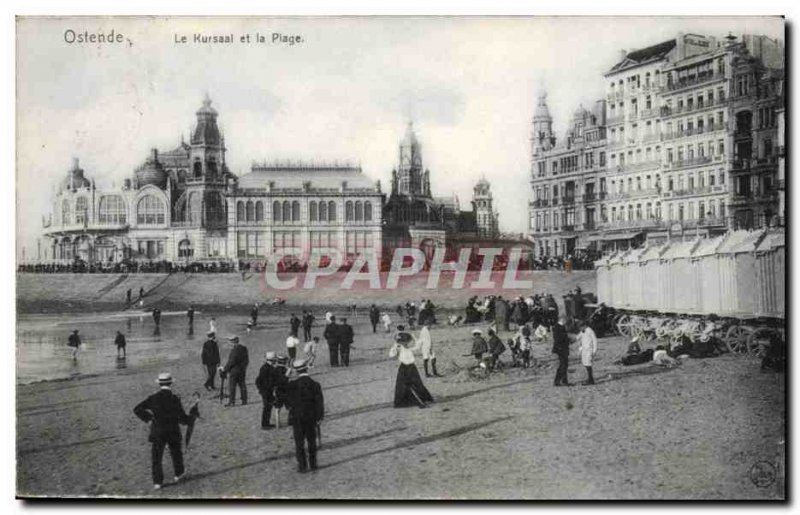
[528,32,784,258]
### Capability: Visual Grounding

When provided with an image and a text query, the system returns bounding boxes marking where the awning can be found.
[601,231,643,242]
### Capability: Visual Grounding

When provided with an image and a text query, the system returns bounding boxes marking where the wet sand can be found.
[16,309,785,499]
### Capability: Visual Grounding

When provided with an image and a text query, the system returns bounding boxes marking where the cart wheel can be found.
[725,325,754,354]
[616,315,633,337]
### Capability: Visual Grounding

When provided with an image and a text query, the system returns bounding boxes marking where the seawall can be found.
[16,270,596,314]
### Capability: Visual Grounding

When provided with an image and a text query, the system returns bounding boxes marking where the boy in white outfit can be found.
[577,320,598,385]
[418,322,441,378]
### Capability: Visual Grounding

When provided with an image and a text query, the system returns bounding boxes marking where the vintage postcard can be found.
[15,16,786,499]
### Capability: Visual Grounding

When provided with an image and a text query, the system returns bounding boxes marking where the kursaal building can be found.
[41,96,502,267]
[42,95,383,266]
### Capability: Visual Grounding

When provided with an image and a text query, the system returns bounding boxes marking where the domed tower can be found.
[180,94,230,229]
[532,92,555,156]
[397,121,427,197]
[134,149,168,189]
[60,157,92,192]
[472,177,498,239]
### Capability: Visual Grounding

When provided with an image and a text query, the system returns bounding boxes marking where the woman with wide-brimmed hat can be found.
[389,325,434,408]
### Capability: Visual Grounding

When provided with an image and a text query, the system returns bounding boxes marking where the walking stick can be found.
[219,373,226,404]
[317,422,322,448]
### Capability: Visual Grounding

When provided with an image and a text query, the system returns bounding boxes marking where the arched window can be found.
[364,201,373,222]
[255,201,264,222]
[355,201,363,221]
[178,239,193,258]
[99,195,127,224]
[205,192,225,224]
[193,159,202,178]
[236,201,245,222]
[137,195,165,225]
[273,201,281,223]
[61,199,71,225]
[207,157,218,178]
[75,197,88,226]
[346,201,354,221]
[309,201,318,222]
[292,201,300,221]
[282,201,291,222]
[319,201,328,222]
[246,201,254,222]
[328,201,337,221]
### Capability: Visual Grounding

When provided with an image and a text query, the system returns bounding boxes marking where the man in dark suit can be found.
[250,303,259,326]
[289,314,301,338]
[201,332,220,391]
[133,372,192,489]
[552,316,571,386]
[255,352,277,429]
[114,330,127,359]
[338,317,354,367]
[220,336,249,406]
[286,358,324,472]
[369,305,380,333]
[301,310,315,341]
[323,316,340,367]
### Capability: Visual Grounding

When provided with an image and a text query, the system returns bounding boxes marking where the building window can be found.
[98,195,126,225]
[345,231,374,257]
[292,201,300,221]
[310,201,318,222]
[255,201,264,222]
[365,201,373,222]
[205,192,226,224]
[355,201,363,221]
[236,201,245,222]
[273,201,281,223]
[136,195,165,225]
[272,231,300,254]
[319,201,328,222]
[328,201,337,221]
[246,201,254,222]
[282,201,291,222]
[178,239,193,258]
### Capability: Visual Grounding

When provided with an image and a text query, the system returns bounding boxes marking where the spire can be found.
[534,92,552,121]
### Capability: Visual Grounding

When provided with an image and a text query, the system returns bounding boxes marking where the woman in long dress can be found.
[390,326,434,408]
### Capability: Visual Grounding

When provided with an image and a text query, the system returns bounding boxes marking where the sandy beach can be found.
[16,307,785,499]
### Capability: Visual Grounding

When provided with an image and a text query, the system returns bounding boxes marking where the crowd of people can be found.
[529,250,601,271]
[18,260,238,274]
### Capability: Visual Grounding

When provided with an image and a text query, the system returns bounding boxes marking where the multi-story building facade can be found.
[43,96,384,266]
[472,178,499,239]
[528,32,784,257]
[529,94,608,257]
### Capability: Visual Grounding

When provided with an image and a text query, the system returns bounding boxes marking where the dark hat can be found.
[276,355,289,366]
[395,331,414,346]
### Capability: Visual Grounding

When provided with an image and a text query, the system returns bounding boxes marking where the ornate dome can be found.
[60,158,92,191]
[135,149,168,189]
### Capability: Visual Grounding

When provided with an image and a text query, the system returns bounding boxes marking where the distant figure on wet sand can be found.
[115,330,127,359]
[290,313,301,338]
[369,304,380,333]
[187,306,195,326]
[126,288,132,303]
[338,317,354,367]
[301,310,315,341]
[250,303,259,326]
[381,312,392,333]
[152,308,162,326]
[390,326,433,409]
[67,329,81,360]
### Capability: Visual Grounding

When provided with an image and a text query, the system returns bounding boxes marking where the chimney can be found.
[151,148,158,161]
[72,157,79,170]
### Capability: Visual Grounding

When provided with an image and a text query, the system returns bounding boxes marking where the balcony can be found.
[619,160,662,173]
[669,155,713,170]
[752,155,778,167]
[606,188,661,202]
[639,108,657,120]
[551,198,559,206]
[562,196,576,205]
[562,225,575,232]
[607,90,624,102]
[582,192,596,203]
[532,199,550,208]
[661,185,726,198]
[665,71,724,93]
[598,218,665,231]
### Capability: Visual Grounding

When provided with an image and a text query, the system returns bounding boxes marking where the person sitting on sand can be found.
[470,329,489,366]
[390,325,433,409]
[652,345,679,368]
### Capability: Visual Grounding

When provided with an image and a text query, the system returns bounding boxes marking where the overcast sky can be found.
[16,16,783,260]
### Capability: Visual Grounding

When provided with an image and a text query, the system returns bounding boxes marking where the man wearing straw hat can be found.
[133,372,192,490]
[389,325,434,408]
[255,352,278,429]
[285,358,324,473]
